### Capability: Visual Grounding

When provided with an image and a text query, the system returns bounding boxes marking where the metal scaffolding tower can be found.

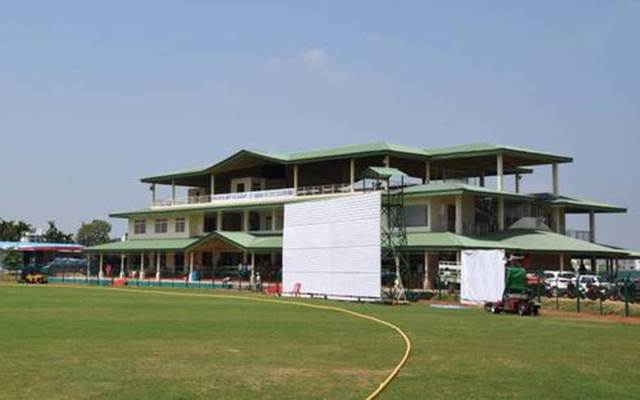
[362,167,410,303]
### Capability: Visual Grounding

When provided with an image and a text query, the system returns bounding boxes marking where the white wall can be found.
[127,214,191,239]
[283,192,381,299]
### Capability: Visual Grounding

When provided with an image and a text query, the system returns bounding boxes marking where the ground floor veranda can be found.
[83,229,636,291]
[84,232,283,287]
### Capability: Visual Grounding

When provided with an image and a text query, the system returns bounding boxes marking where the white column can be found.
[188,252,194,282]
[553,208,562,233]
[271,208,277,231]
[293,165,299,193]
[515,173,521,193]
[349,159,356,192]
[119,254,125,278]
[496,153,504,191]
[243,209,250,232]
[250,252,256,289]
[171,180,176,204]
[210,174,216,197]
[559,253,565,272]
[425,161,431,184]
[155,252,161,281]
[552,163,559,195]
[423,251,430,290]
[216,210,223,231]
[151,184,157,205]
[99,254,104,279]
[455,195,463,234]
[383,155,390,168]
[498,196,505,230]
[140,253,145,279]
[589,210,596,243]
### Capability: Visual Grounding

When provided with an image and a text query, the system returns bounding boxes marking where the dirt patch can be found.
[540,308,640,324]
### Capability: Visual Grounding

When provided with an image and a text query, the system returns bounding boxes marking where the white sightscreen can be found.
[283,192,381,299]
[460,249,506,304]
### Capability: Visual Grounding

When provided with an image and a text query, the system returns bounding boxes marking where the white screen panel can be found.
[283,192,381,299]
[460,249,506,304]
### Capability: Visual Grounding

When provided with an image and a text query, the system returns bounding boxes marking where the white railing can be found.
[152,188,296,208]
[296,183,354,197]
[151,184,356,208]
[211,188,295,202]
[565,229,592,242]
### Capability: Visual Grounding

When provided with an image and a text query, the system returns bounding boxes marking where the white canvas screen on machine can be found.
[283,192,381,299]
[460,249,506,304]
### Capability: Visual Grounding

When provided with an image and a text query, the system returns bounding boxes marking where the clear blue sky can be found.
[1,1,638,249]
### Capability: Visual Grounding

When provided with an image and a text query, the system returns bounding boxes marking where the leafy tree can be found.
[76,220,113,247]
[42,221,74,243]
[2,248,23,270]
[0,219,33,241]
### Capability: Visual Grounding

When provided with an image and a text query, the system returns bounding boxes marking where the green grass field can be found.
[1,285,639,400]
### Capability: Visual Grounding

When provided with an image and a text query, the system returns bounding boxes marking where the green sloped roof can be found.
[401,182,533,200]
[287,142,430,161]
[627,251,640,259]
[85,232,282,253]
[141,143,430,184]
[85,238,200,253]
[362,166,409,179]
[141,142,573,184]
[476,229,628,255]
[404,229,631,255]
[530,193,626,214]
[404,231,511,250]
[427,143,573,163]
[211,231,282,251]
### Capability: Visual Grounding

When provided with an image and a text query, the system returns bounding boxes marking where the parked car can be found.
[544,270,575,295]
[571,275,611,291]
[566,275,612,300]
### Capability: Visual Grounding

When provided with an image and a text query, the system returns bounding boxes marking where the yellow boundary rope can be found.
[8,285,412,399]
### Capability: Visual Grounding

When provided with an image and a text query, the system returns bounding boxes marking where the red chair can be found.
[292,282,302,297]
[113,278,128,287]
[264,283,281,295]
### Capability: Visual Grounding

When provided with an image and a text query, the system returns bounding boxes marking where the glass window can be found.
[405,205,429,227]
[236,183,246,192]
[204,214,217,233]
[134,219,146,235]
[175,218,186,233]
[155,219,168,234]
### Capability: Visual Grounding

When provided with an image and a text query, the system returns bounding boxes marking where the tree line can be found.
[0,218,114,247]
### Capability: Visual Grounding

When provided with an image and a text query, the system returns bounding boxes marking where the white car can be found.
[544,271,575,290]
[572,275,610,291]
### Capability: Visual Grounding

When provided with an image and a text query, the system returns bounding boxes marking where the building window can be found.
[236,183,246,193]
[134,219,146,235]
[175,218,186,233]
[204,214,217,233]
[405,205,429,227]
[155,218,168,234]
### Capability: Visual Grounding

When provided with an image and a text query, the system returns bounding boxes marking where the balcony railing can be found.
[151,183,356,208]
[296,183,354,197]
[565,229,593,242]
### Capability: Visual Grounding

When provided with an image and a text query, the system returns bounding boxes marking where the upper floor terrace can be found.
[142,142,573,209]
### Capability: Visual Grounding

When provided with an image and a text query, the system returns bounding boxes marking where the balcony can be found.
[151,183,355,209]
[565,229,593,242]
